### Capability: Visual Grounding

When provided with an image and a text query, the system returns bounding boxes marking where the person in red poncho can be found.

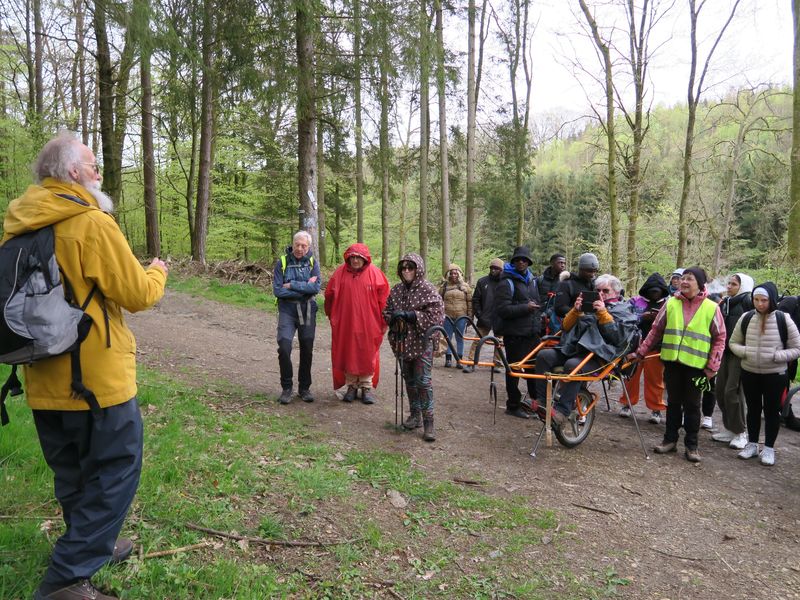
[324,243,390,404]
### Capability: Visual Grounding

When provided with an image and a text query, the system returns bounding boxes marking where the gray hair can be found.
[33,132,83,184]
[293,230,312,245]
[595,274,623,294]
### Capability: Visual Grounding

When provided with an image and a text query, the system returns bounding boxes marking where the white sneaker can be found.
[738,442,759,459]
[701,416,713,430]
[619,405,632,418]
[712,429,735,443]
[729,432,748,450]
[759,447,775,466]
[649,411,662,424]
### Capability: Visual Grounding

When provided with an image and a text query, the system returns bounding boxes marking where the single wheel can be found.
[553,387,596,448]
[782,385,800,421]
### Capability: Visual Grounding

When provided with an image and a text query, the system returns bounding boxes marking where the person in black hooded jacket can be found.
[493,245,540,419]
[554,253,598,318]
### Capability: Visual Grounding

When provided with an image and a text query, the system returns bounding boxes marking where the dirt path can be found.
[128,290,800,599]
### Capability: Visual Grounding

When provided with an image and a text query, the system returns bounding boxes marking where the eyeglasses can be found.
[400,264,416,271]
[80,162,100,174]
[597,288,612,293]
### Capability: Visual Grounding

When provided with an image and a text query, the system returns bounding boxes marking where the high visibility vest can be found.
[661,296,717,368]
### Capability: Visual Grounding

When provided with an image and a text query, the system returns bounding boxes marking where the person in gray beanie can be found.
[554,252,599,318]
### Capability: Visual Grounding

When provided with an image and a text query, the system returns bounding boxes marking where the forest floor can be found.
[127,289,800,600]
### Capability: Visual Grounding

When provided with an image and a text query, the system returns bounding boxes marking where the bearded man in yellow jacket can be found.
[3,133,168,600]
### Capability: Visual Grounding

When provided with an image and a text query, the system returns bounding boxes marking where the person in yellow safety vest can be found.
[629,267,726,463]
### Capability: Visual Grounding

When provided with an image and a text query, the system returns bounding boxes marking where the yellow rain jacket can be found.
[2,178,166,410]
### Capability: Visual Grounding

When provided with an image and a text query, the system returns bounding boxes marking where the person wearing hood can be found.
[439,263,472,368]
[632,267,726,463]
[619,273,670,424]
[710,273,754,449]
[729,282,800,466]
[9,134,168,600]
[273,231,322,405]
[535,275,639,425]
[493,246,541,419]
[463,258,504,373]
[383,253,445,442]
[554,252,599,318]
[324,243,389,404]
[668,268,685,295]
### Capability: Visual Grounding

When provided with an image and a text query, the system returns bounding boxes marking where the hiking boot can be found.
[701,416,713,430]
[550,410,568,428]
[619,405,631,418]
[403,411,422,430]
[299,389,315,403]
[505,407,530,419]
[729,432,748,450]
[654,441,677,454]
[737,442,759,459]
[423,415,436,442]
[759,446,775,466]
[342,386,357,402]
[360,388,376,405]
[685,448,701,463]
[278,389,293,405]
[444,355,453,368]
[462,364,474,373]
[109,537,133,564]
[649,410,662,425]
[34,579,118,600]
[492,366,503,374]
[712,428,735,443]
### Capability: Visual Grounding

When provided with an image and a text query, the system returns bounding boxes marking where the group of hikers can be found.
[273,233,800,467]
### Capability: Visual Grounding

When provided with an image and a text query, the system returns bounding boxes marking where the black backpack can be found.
[0,211,103,425]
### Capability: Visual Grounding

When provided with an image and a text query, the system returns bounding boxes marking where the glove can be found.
[389,311,405,325]
[402,310,417,324]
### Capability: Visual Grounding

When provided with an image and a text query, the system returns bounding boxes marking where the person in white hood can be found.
[711,273,754,449]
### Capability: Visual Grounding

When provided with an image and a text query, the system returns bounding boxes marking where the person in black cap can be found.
[493,246,541,418]
[554,252,599,318]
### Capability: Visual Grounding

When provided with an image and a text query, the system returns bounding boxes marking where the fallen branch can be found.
[186,523,356,547]
[650,546,710,562]
[714,550,736,574]
[143,541,211,559]
[0,515,61,520]
[570,503,615,516]
[452,477,483,486]
[620,483,642,496]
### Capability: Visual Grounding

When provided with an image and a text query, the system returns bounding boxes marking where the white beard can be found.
[81,178,115,213]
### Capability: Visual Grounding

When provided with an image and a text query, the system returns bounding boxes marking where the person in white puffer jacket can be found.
[729,282,800,466]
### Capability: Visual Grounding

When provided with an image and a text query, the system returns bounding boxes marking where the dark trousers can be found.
[401,343,434,415]
[503,335,538,410]
[702,377,716,417]
[535,348,601,416]
[741,369,786,448]
[33,398,143,586]
[277,301,317,391]
[663,361,703,449]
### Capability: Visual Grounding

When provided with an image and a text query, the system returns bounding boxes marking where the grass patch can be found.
[168,275,277,311]
[1,366,608,599]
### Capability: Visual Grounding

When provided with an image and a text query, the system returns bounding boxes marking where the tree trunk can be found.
[75,0,88,143]
[316,103,326,265]
[140,0,159,257]
[379,4,391,273]
[353,0,365,243]
[296,0,318,252]
[789,0,800,261]
[33,0,43,116]
[192,0,214,263]
[94,0,119,200]
[25,0,35,121]
[435,0,449,275]
[418,0,430,263]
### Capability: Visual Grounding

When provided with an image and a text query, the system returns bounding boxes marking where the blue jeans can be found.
[34,398,143,586]
[443,317,466,358]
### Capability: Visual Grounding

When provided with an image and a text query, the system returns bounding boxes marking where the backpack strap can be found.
[0,366,23,426]
[740,310,755,345]
[777,310,788,348]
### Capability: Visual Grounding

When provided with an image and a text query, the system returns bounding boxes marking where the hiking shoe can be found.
[444,355,453,368]
[619,405,632,418]
[109,537,133,564]
[701,416,713,430]
[278,389,293,405]
[738,442,759,459]
[342,386,357,402]
[729,432,748,449]
[423,416,436,442]
[712,428,735,443]
[299,389,315,403]
[34,579,118,600]
[550,410,568,428]
[685,448,701,463]
[492,366,503,374]
[403,411,422,430]
[654,441,677,454]
[505,407,530,419]
[360,388,376,405]
[759,446,775,466]
[462,364,474,373]
[649,410,662,425]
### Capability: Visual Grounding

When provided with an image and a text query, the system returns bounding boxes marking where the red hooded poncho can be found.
[324,243,390,389]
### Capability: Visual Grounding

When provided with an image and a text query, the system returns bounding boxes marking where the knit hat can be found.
[578,252,599,270]
[752,287,769,298]
[490,258,504,269]
[751,281,779,312]
[509,246,533,265]
[682,266,707,290]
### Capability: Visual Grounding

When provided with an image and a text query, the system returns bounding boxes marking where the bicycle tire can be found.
[782,385,800,420]
[554,388,596,448]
